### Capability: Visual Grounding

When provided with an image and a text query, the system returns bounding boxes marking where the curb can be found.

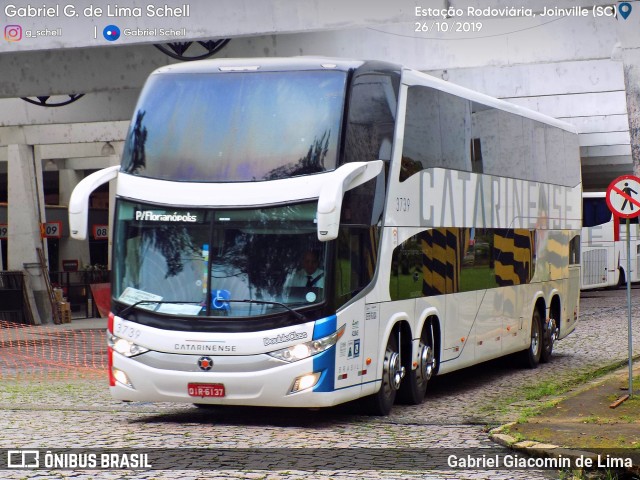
[489,423,640,477]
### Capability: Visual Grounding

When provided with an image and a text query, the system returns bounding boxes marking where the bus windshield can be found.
[113,200,327,317]
[120,70,347,182]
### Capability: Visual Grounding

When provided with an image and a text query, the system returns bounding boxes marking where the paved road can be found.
[0,287,638,479]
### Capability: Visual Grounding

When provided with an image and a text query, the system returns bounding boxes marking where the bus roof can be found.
[151,56,577,135]
[401,68,578,134]
[153,57,375,75]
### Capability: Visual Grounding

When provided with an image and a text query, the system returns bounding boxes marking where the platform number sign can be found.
[0,224,7,239]
[606,175,640,219]
[41,221,62,239]
[92,224,109,240]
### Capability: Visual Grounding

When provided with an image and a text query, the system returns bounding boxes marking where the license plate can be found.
[188,383,225,398]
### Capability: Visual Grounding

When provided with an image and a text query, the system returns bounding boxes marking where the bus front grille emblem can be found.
[197,357,213,371]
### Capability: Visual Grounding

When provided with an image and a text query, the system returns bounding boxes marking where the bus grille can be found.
[582,249,607,286]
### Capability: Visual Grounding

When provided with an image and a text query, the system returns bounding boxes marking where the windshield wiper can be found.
[119,300,202,317]
[118,299,307,321]
[223,299,307,321]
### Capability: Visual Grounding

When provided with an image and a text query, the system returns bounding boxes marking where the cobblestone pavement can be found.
[0,287,638,479]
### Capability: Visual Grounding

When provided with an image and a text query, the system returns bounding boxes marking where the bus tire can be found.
[363,333,402,416]
[397,327,435,405]
[521,309,542,368]
[617,268,626,289]
[540,314,557,363]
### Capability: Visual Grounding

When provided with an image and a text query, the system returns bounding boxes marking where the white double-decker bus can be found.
[70,58,582,415]
[581,192,640,289]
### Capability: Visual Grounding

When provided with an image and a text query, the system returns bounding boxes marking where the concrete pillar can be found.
[107,154,119,270]
[622,49,640,177]
[32,147,51,275]
[58,167,91,270]
[7,144,50,324]
[618,8,640,176]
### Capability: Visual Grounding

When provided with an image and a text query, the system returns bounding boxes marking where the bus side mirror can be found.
[68,166,119,240]
[317,160,383,241]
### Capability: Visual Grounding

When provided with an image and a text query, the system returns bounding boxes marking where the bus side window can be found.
[569,235,580,265]
[389,234,423,301]
[492,229,535,286]
[401,86,471,182]
[470,138,483,174]
[343,70,398,166]
[459,229,497,291]
[390,228,470,298]
[334,226,379,308]
[582,197,612,227]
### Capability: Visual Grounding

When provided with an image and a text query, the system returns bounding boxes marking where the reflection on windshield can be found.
[114,201,326,317]
[120,70,346,182]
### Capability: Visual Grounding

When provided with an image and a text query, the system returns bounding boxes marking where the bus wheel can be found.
[363,334,403,415]
[398,329,435,405]
[540,315,558,363]
[521,309,542,368]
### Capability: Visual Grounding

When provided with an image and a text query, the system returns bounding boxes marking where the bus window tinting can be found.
[390,228,535,300]
[113,200,328,317]
[121,70,347,182]
[401,86,580,187]
[342,70,399,166]
[401,87,471,181]
[582,197,612,227]
[334,226,380,309]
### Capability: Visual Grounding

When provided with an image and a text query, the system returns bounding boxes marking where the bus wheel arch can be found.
[363,322,406,415]
[397,316,439,405]
[541,295,560,363]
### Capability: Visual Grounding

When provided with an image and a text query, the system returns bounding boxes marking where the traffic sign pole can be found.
[606,175,640,398]
[626,218,632,397]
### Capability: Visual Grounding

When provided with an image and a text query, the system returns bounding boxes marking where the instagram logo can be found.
[4,24,22,42]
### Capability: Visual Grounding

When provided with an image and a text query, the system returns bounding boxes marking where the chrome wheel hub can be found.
[419,343,435,381]
[531,329,540,354]
[547,317,558,344]
[385,351,404,391]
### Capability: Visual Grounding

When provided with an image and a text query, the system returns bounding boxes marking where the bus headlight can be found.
[268,324,345,363]
[290,372,322,393]
[112,367,135,389]
[108,334,149,357]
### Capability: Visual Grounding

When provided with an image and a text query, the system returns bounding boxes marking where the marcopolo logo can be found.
[263,331,308,346]
[197,356,213,371]
[135,211,198,222]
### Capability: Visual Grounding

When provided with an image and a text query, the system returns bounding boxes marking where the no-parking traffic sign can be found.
[606,175,640,219]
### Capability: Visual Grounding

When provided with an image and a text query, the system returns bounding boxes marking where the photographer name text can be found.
[447,453,633,469]
[5,4,190,18]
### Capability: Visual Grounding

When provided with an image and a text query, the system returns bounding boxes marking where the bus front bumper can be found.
[109,350,357,408]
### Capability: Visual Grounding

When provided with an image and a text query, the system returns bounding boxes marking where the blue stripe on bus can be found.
[312,314,337,340]
[312,314,337,392]
[333,379,380,392]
